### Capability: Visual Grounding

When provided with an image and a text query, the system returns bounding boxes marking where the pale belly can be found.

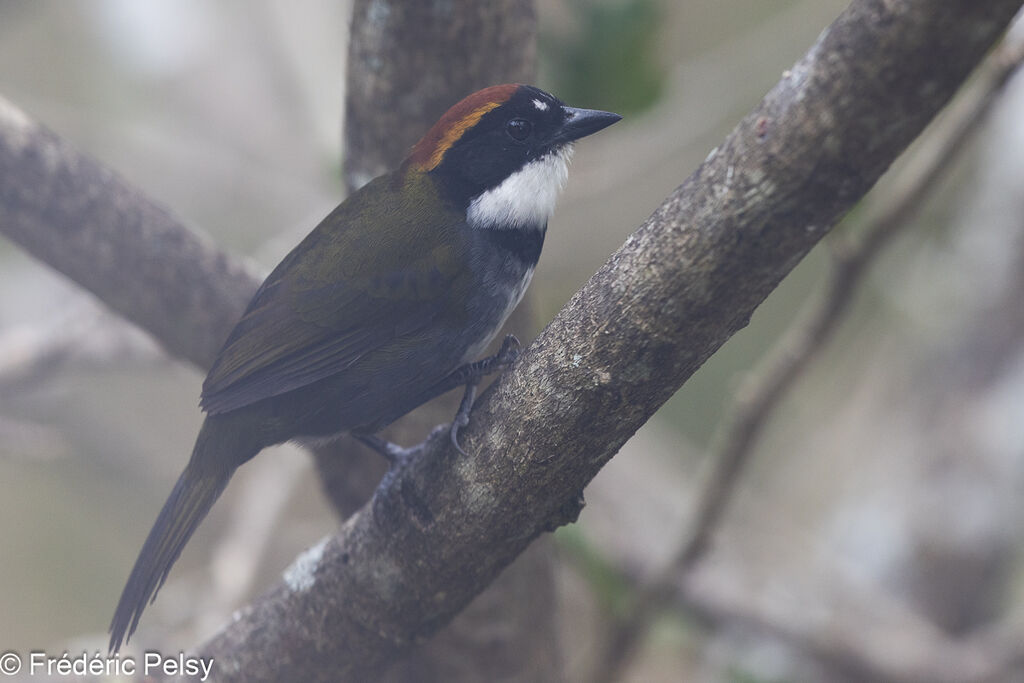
[461,264,535,362]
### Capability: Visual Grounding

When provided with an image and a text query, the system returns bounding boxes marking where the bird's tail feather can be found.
[108,423,241,653]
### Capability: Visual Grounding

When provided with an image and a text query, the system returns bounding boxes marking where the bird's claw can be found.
[495,334,521,368]
[449,382,477,455]
[449,418,468,456]
[355,433,420,466]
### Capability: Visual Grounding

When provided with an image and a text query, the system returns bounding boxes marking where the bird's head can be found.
[404,84,621,231]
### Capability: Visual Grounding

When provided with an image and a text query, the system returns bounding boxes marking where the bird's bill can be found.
[558,106,622,143]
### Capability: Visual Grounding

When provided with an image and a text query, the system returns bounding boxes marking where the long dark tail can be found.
[108,418,250,653]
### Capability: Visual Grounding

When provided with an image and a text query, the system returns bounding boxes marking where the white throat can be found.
[467,145,574,230]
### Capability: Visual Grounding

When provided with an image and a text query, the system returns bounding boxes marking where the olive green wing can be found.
[200,175,465,415]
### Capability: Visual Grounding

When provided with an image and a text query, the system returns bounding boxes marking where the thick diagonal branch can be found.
[590,32,1024,683]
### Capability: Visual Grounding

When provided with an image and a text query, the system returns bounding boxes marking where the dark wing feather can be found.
[200,173,465,415]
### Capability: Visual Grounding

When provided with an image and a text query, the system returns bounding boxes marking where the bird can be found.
[108,83,620,652]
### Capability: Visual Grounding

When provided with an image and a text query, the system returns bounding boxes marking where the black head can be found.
[405,84,621,214]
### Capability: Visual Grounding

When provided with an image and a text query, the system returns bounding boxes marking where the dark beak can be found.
[557,106,622,143]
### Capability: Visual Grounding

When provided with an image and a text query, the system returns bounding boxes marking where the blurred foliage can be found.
[541,0,666,115]
[555,526,635,616]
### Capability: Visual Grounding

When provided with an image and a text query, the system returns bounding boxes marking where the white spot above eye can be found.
[532,98,549,111]
[467,146,573,230]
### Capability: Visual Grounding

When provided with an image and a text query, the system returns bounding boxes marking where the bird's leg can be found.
[449,383,478,455]
[355,336,521,463]
[354,426,448,467]
[440,334,521,393]
[445,334,520,454]
[353,433,408,465]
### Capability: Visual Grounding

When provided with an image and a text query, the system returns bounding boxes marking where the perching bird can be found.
[108,83,620,652]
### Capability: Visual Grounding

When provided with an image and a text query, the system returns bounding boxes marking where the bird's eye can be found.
[506,118,532,141]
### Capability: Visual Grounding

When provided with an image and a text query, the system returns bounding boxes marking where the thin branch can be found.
[0,304,166,399]
[0,304,165,462]
[679,566,1024,683]
[566,543,1024,683]
[590,26,1024,683]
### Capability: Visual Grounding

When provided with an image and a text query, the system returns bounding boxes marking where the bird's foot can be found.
[478,334,521,374]
[354,427,446,467]
[449,383,477,455]
[361,336,522,461]
[448,335,522,385]
[447,335,521,454]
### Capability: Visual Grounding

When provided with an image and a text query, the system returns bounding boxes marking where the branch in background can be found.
[343,0,536,192]
[677,564,1024,683]
[563,538,1024,683]
[183,2,1022,680]
[590,26,1024,683]
[0,301,165,461]
[0,98,262,369]
[0,303,166,399]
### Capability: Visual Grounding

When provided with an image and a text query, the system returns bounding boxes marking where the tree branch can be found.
[589,26,1024,683]
[0,98,261,369]
[186,1,1023,680]
[677,564,1024,683]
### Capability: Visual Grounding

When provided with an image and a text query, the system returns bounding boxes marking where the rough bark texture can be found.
[184,1,1023,681]
[383,538,561,683]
